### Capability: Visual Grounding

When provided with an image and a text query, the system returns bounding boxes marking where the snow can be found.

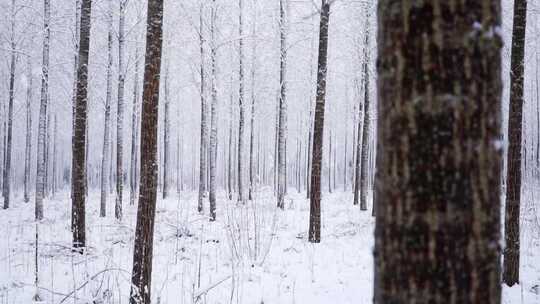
[0,189,538,303]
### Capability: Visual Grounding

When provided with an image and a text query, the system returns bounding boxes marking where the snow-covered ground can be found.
[0,188,538,303]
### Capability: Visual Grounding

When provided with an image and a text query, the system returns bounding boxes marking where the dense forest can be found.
[0,0,539,303]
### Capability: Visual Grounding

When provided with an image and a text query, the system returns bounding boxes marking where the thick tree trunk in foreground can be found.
[276,0,288,209]
[308,0,330,243]
[71,0,92,251]
[129,0,164,302]
[374,1,502,302]
[101,5,114,217]
[503,0,527,287]
[115,0,126,220]
[35,0,51,220]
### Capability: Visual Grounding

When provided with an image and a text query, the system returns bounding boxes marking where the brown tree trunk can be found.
[308,0,330,243]
[71,0,93,251]
[129,0,164,302]
[374,1,503,303]
[503,0,527,287]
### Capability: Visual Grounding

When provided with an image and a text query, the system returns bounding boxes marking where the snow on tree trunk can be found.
[129,0,164,302]
[237,0,245,204]
[197,2,208,213]
[163,60,170,199]
[71,0,93,251]
[308,0,330,243]
[35,0,51,220]
[115,0,126,220]
[208,1,218,221]
[276,0,288,209]
[503,0,527,287]
[374,1,502,302]
[101,4,114,217]
[359,11,371,212]
[130,46,141,206]
[24,57,33,204]
[2,0,16,209]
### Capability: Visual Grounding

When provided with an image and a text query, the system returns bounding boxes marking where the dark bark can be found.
[197,3,207,213]
[374,1,503,303]
[276,0,288,209]
[24,58,33,203]
[503,0,527,287]
[237,0,245,204]
[162,61,170,199]
[72,0,92,250]
[129,0,164,302]
[359,14,371,211]
[308,0,330,243]
[115,0,126,220]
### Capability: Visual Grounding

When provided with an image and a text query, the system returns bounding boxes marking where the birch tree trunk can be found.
[374,1,502,302]
[101,4,114,217]
[130,46,141,206]
[2,0,16,209]
[115,0,126,220]
[197,2,208,213]
[308,0,330,243]
[129,0,164,301]
[71,0,93,251]
[208,1,218,221]
[276,0,288,209]
[24,57,33,204]
[503,0,527,287]
[35,0,51,220]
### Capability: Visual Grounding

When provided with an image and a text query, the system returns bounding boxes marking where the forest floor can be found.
[0,188,538,303]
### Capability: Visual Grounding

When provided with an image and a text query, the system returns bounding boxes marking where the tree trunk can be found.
[2,0,16,209]
[197,3,207,213]
[101,5,114,217]
[359,12,371,211]
[228,78,234,200]
[308,0,330,243]
[35,0,51,220]
[503,0,527,287]
[163,60,170,199]
[52,115,58,196]
[208,1,218,221]
[71,0,92,251]
[129,0,164,301]
[237,0,246,204]
[248,3,257,200]
[115,0,126,220]
[276,0,288,209]
[130,45,141,206]
[374,2,502,302]
[24,57,33,203]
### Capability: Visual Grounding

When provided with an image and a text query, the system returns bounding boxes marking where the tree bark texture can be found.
[374,1,503,303]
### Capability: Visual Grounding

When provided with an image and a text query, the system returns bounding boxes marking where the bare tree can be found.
[115,0,127,220]
[308,0,330,243]
[2,0,17,209]
[248,1,257,201]
[101,0,114,217]
[237,0,246,204]
[197,2,208,213]
[208,0,218,221]
[71,0,93,251]
[24,57,33,203]
[374,1,502,302]
[359,8,371,211]
[35,0,51,220]
[503,0,527,287]
[276,0,288,209]
[163,59,170,199]
[130,45,141,206]
[129,0,164,301]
